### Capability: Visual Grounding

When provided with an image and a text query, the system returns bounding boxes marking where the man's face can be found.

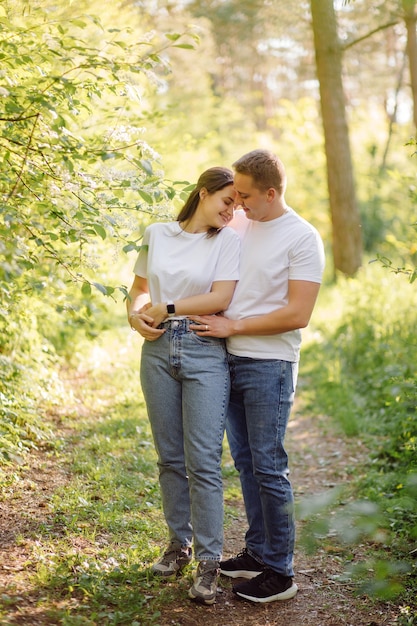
[233,173,271,222]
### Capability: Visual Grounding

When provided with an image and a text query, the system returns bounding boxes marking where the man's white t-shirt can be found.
[226,209,325,361]
[133,221,240,305]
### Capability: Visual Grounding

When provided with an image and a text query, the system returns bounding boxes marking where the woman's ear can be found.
[199,187,208,201]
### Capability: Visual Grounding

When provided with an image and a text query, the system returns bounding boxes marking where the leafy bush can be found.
[0,1,196,465]
[301,264,417,599]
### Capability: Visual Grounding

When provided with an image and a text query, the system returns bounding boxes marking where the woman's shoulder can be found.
[146,221,179,235]
[220,224,241,243]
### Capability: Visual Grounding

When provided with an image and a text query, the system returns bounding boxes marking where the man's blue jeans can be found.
[140,319,229,561]
[226,354,298,577]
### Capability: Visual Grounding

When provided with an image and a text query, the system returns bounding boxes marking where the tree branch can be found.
[343,20,399,51]
[0,113,40,122]
[7,113,40,200]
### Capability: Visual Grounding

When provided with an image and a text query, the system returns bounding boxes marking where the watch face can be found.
[167,303,175,315]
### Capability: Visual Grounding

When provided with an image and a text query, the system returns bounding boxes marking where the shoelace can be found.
[160,550,177,566]
[232,548,248,561]
[198,567,218,589]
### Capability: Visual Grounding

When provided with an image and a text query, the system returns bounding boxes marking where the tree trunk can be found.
[310,0,363,277]
[402,0,417,132]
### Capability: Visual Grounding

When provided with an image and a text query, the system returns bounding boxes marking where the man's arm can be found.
[189,280,321,338]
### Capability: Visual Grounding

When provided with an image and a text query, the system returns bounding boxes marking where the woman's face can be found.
[198,184,236,230]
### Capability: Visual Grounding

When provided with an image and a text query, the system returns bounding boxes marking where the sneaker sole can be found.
[235,582,298,603]
[188,589,216,605]
[151,569,178,578]
[220,568,263,579]
[151,562,191,578]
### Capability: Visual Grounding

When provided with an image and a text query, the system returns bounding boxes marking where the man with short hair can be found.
[190,149,325,603]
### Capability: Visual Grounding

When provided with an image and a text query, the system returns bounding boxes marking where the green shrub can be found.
[301,263,417,599]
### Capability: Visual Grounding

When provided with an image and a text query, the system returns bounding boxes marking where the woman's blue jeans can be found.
[140,319,229,561]
[226,354,298,577]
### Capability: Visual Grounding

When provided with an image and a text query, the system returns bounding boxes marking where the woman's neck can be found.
[179,219,208,234]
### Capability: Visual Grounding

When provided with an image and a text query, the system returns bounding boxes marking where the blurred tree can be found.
[401,0,417,131]
[187,0,315,131]
[311,0,363,276]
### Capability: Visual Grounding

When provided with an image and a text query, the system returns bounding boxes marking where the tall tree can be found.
[310,0,363,277]
[402,0,417,131]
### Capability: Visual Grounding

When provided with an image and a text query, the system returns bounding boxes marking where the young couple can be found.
[127,149,325,606]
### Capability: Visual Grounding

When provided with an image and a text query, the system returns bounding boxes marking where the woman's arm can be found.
[126,275,165,341]
[126,274,150,319]
[142,280,237,329]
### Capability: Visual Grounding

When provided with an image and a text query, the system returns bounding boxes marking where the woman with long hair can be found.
[126,167,240,605]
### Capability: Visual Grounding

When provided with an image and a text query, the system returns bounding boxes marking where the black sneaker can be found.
[220,548,265,579]
[233,568,298,603]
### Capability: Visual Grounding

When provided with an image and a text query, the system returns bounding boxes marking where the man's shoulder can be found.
[285,208,322,238]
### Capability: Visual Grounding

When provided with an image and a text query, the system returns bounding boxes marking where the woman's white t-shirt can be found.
[226,209,325,361]
[133,221,240,304]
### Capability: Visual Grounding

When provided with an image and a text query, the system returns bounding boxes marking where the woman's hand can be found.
[130,312,165,341]
[139,302,167,329]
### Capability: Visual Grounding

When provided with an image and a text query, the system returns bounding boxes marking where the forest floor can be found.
[154,408,401,626]
[0,367,406,625]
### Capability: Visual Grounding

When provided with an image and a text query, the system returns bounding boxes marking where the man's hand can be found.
[189,315,234,338]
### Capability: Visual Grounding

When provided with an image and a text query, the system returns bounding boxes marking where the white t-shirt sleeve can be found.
[289,228,325,283]
[213,228,240,282]
[133,227,150,278]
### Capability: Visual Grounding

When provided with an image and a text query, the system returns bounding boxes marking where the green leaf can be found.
[93,224,107,239]
[138,190,154,204]
[101,152,118,160]
[71,19,87,28]
[92,282,108,295]
[165,33,181,41]
[122,243,139,253]
[81,282,91,296]
[137,159,153,175]
[173,44,195,50]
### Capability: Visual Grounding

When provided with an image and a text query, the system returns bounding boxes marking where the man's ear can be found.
[266,187,276,202]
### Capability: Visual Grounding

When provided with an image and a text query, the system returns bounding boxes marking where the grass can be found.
[0,320,242,625]
[1,267,417,623]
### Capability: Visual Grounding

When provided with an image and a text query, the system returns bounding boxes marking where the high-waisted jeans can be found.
[140,318,229,561]
[226,354,298,577]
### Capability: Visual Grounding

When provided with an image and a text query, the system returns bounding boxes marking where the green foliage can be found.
[0,0,198,463]
[0,1,195,302]
[300,264,417,600]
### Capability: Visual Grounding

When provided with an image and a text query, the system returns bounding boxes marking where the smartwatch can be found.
[166,301,176,316]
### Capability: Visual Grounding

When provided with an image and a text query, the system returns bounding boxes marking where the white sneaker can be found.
[151,542,192,577]
[188,560,220,605]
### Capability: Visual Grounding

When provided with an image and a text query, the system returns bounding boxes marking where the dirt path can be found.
[0,401,400,625]
[156,408,399,626]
